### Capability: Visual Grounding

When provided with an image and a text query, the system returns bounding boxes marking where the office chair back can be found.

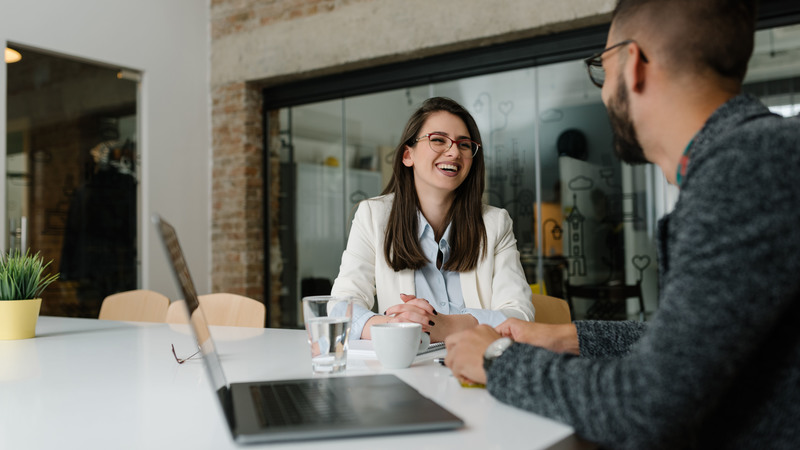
[166,293,265,328]
[98,289,170,322]
[531,293,572,324]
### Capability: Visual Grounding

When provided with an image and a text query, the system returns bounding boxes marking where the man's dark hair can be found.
[612,0,757,83]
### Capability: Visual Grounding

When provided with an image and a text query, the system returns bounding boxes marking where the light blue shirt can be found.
[414,213,507,328]
[345,211,507,339]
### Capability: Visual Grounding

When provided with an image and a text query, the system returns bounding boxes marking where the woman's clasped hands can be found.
[384,293,437,331]
[381,293,478,342]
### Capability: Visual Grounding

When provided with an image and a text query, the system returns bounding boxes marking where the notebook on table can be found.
[349,339,446,357]
[153,214,463,444]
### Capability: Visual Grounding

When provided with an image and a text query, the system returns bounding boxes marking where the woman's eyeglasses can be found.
[415,133,480,158]
[171,344,200,364]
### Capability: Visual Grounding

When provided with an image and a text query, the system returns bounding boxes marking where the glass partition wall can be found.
[272,66,661,327]
[269,23,800,328]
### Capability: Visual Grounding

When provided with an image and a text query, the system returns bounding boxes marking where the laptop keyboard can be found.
[250,382,356,427]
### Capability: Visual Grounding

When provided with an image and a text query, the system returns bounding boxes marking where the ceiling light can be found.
[5,47,21,64]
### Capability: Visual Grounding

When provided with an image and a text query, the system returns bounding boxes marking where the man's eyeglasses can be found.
[415,133,480,158]
[171,344,200,364]
[583,39,649,88]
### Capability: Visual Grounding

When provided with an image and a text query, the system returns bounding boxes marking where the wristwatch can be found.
[483,337,513,372]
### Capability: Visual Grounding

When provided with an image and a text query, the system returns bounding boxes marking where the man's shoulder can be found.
[693,97,799,173]
[680,97,799,209]
[729,110,798,144]
[702,95,799,150]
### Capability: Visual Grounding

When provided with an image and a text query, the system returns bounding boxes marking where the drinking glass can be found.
[302,296,353,374]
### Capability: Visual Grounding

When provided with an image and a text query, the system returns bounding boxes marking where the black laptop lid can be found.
[154,214,463,444]
[153,215,229,392]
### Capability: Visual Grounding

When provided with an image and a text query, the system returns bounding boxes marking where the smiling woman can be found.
[330,97,535,343]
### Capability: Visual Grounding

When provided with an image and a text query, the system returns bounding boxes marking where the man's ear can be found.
[625,41,648,93]
[402,145,414,167]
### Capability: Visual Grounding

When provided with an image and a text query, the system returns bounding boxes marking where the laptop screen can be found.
[154,214,228,392]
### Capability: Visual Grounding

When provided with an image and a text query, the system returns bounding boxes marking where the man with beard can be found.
[444,0,800,448]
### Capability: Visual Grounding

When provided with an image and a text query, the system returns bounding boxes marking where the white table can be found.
[0,316,583,449]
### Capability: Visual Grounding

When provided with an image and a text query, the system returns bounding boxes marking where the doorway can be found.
[5,44,139,317]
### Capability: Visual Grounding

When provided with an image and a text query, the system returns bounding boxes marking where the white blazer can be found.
[331,194,535,321]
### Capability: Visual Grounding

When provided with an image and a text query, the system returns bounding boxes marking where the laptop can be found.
[153,215,463,444]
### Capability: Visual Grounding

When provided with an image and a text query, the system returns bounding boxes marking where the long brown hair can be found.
[382,97,486,272]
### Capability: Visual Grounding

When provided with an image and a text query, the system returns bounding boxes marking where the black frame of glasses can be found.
[583,39,649,88]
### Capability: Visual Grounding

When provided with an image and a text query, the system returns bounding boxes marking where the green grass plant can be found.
[0,250,59,301]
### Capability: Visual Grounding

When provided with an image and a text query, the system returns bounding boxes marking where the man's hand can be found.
[444,325,502,385]
[495,318,580,355]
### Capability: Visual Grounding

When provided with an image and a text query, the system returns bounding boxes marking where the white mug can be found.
[371,323,431,369]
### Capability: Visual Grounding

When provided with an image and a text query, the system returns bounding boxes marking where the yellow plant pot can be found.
[0,298,42,340]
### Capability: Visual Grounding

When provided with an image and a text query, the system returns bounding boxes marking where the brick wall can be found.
[210,81,268,318]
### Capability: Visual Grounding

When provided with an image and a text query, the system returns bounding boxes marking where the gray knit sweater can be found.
[488,95,800,449]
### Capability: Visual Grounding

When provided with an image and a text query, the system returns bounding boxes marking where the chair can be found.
[563,256,650,321]
[564,282,645,321]
[531,293,572,324]
[98,289,170,322]
[166,293,266,328]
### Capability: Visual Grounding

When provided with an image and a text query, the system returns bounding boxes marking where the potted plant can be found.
[0,250,59,340]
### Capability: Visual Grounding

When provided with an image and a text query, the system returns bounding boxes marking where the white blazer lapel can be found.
[460,270,483,309]
[398,269,415,297]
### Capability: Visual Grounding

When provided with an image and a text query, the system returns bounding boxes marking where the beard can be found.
[607,75,649,165]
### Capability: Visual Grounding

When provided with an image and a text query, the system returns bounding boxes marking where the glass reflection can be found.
[6,45,138,318]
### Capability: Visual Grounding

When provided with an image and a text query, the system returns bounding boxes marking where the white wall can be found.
[0,0,211,300]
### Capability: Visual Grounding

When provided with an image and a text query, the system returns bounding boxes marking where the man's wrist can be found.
[555,324,580,355]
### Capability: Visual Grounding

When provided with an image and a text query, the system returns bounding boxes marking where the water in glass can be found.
[306,316,351,373]
[303,296,353,374]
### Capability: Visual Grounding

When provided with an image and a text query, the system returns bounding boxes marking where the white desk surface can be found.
[0,316,583,450]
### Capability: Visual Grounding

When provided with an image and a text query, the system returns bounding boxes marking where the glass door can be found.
[5,44,139,318]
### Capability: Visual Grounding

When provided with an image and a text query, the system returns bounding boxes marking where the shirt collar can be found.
[417,211,452,247]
